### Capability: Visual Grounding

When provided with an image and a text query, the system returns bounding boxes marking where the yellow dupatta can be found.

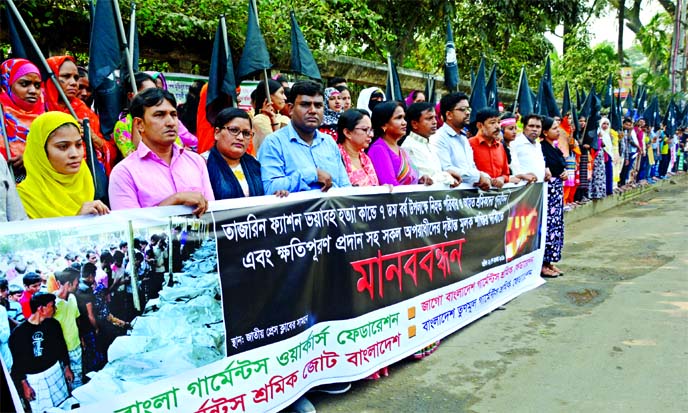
[17,112,94,218]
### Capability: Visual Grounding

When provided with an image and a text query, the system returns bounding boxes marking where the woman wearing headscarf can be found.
[588,118,609,199]
[598,117,615,195]
[559,113,579,205]
[44,56,117,175]
[404,90,426,107]
[540,116,568,278]
[0,58,45,181]
[17,112,109,218]
[319,87,342,141]
[356,87,385,114]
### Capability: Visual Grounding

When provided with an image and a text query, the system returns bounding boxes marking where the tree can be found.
[553,27,621,100]
[607,0,676,33]
[632,12,673,95]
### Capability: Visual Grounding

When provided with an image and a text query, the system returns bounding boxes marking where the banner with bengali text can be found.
[0,183,546,413]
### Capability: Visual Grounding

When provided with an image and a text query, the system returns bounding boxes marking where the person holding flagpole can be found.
[43,56,117,176]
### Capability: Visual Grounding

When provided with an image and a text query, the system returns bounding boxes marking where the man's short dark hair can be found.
[113,250,125,266]
[130,87,177,119]
[56,267,80,285]
[30,292,56,314]
[22,272,41,287]
[0,277,7,291]
[327,77,346,87]
[100,251,113,266]
[81,262,97,279]
[288,80,323,103]
[475,107,501,125]
[522,113,542,127]
[622,117,633,124]
[439,92,469,122]
[405,102,435,124]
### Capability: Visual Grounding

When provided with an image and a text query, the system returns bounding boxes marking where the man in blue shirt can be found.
[258,80,350,193]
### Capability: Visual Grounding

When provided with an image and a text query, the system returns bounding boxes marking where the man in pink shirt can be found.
[109,88,214,216]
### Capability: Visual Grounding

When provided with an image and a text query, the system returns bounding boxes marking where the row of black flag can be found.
[438,19,688,137]
[5,2,687,138]
[4,0,321,137]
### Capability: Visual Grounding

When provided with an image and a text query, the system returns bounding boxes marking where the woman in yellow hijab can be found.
[17,111,110,218]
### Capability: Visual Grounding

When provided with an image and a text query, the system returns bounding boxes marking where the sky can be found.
[546,0,664,55]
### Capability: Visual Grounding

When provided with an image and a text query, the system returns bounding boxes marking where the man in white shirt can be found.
[402,102,460,187]
[510,113,551,182]
[430,92,490,190]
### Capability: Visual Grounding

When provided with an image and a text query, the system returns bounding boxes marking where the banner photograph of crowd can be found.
[0,0,686,412]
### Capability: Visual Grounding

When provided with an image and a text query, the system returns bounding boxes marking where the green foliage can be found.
[631,12,673,95]
[552,27,620,100]
[0,0,672,97]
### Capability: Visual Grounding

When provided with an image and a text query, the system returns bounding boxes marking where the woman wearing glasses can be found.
[336,109,379,187]
[207,108,287,199]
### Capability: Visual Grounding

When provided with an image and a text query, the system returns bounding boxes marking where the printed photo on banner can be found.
[0,211,225,411]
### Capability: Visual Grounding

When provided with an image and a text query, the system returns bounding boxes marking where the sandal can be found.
[540,267,559,278]
[549,264,564,276]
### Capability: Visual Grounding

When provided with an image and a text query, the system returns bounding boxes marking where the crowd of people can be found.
[1,53,687,412]
[0,225,207,412]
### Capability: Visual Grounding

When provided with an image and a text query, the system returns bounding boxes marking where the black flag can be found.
[4,4,48,79]
[486,64,499,110]
[237,0,272,80]
[207,17,237,123]
[468,58,487,123]
[88,0,124,136]
[444,19,459,92]
[385,54,402,102]
[515,68,534,117]
[289,11,320,80]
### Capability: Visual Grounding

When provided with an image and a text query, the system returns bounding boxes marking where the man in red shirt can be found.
[469,107,510,188]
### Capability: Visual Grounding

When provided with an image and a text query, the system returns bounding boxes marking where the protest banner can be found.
[0,183,546,412]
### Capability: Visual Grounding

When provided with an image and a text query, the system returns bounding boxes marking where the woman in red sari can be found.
[0,58,45,181]
[44,56,117,175]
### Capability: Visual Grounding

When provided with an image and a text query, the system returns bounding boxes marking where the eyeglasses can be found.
[454,106,471,113]
[221,126,253,139]
[353,127,373,135]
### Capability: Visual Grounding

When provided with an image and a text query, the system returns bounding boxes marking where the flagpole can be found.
[513,66,524,115]
[0,103,15,182]
[113,0,137,94]
[5,0,78,120]
[5,0,99,189]
[249,0,272,105]
[219,15,237,107]
[82,119,99,195]
[387,52,395,101]
[128,2,137,71]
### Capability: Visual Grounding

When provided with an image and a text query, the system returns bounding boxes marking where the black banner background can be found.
[215,184,543,355]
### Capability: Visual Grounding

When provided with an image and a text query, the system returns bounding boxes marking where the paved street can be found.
[312,178,688,413]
